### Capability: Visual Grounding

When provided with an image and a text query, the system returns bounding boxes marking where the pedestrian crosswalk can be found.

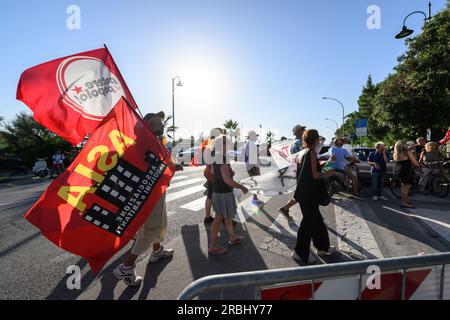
[165,172,272,224]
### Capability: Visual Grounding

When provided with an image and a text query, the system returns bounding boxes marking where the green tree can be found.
[0,112,72,166]
[372,6,450,142]
[223,119,239,143]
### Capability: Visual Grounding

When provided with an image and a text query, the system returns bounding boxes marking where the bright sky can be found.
[0,0,447,143]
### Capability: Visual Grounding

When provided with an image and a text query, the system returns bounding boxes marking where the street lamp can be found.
[395,1,432,39]
[322,97,346,138]
[172,76,183,146]
[325,118,339,134]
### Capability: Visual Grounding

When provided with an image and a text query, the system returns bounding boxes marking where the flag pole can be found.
[103,44,144,119]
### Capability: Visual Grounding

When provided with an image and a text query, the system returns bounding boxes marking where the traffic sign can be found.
[356,118,368,137]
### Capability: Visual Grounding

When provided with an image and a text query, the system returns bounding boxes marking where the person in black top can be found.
[292,129,335,264]
[208,135,248,255]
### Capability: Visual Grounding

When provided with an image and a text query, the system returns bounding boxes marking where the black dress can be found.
[293,149,330,263]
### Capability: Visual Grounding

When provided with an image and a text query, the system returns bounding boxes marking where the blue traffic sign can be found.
[356,118,367,128]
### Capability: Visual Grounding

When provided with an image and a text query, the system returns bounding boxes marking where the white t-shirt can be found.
[244,140,260,171]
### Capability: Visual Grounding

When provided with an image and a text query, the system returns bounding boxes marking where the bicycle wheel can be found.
[326,178,336,198]
[431,175,449,198]
[390,177,402,199]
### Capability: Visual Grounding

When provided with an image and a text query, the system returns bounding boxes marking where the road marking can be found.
[166,184,205,202]
[180,196,207,212]
[0,196,40,207]
[383,206,450,240]
[171,175,190,182]
[167,178,204,190]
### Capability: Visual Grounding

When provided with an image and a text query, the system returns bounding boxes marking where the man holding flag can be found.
[113,111,183,286]
[16,47,179,276]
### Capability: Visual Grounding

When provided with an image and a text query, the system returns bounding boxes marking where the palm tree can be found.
[163,114,178,140]
[223,119,239,144]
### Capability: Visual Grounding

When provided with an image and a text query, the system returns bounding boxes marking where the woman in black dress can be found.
[292,129,335,264]
[393,140,420,208]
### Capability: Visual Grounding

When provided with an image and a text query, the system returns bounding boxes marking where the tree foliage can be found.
[339,5,450,147]
[0,112,73,167]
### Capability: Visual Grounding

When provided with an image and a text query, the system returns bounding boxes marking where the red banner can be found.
[24,98,175,272]
[16,47,138,145]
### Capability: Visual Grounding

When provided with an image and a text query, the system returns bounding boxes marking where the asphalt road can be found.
[1,162,449,300]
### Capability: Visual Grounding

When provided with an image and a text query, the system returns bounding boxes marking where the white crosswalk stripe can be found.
[166,184,206,202]
[180,196,207,211]
[167,178,204,190]
[171,175,190,182]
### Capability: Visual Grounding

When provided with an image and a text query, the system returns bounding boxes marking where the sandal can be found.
[400,204,416,209]
[228,236,244,246]
[208,247,228,255]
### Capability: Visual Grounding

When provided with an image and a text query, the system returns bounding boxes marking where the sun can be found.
[176,59,228,110]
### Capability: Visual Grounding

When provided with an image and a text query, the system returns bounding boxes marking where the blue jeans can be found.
[371,172,385,197]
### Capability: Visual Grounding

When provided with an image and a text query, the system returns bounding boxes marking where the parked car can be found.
[352,147,395,180]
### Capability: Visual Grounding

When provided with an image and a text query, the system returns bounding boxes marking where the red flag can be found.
[16,47,138,145]
[24,98,175,272]
[439,128,450,144]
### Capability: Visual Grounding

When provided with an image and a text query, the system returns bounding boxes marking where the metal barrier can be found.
[177,252,450,300]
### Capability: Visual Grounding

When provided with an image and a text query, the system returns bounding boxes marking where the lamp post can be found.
[172,76,183,146]
[395,1,432,39]
[325,118,339,135]
[322,97,346,138]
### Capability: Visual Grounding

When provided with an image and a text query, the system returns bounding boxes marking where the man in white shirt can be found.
[244,130,263,206]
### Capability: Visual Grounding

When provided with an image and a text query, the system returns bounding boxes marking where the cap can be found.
[144,111,165,123]
[293,125,306,134]
[247,130,259,140]
[209,128,223,139]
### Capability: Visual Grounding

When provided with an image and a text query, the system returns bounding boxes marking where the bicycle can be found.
[390,161,450,199]
[325,160,362,198]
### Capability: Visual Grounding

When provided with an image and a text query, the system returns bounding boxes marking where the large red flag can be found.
[24,97,175,272]
[16,47,138,145]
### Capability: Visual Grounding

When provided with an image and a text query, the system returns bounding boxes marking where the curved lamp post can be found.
[395,1,432,39]
[322,97,346,138]
[171,76,183,146]
[325,118,339,134]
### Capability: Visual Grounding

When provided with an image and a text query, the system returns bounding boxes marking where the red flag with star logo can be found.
[24,97,175,272]
[16,47,138,145]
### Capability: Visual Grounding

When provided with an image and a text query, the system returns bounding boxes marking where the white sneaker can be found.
[317,246,337,256]
[113,264,143,286]
[372,196,378,201]
[378,196,389,201]
[149,246,174,263]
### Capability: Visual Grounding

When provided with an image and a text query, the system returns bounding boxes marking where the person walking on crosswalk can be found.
[203,128,224,224]
[208,135,248,255]
[292,129,335,264]
[244,130,264,206]
[113,111,184,286]
[278,124,306,218]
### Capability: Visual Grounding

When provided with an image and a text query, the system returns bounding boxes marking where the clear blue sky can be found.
[0,0,447,143]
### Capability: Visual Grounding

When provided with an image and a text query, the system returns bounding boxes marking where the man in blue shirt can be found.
[330,138,361,197]
[368,142,389,201]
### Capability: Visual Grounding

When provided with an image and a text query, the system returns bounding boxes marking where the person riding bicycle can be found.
[330,137,361,198]
[52,150,65,174]
[418,142,442,194]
